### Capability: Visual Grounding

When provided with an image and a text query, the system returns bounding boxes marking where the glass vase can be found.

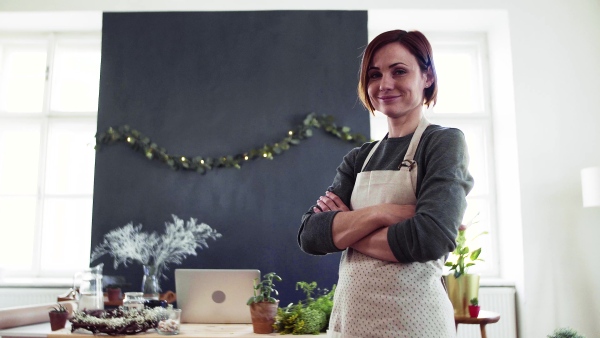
[141,264,161,300]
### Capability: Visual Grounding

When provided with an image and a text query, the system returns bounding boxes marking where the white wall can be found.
[1,1,599,337]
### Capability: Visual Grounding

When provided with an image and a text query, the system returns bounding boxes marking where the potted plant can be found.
[468,297,480,318]
[274,281,336,334]
[48,304,69,331]
[106,284,122,302]
[247,272,282,334]
[444,215,488,316]
[547,327,586,338]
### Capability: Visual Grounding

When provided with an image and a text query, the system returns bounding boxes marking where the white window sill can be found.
[0,277,72,288]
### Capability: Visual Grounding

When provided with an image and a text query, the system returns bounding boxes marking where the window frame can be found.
[0,31,100,279]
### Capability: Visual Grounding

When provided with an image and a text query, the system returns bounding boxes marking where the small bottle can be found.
[123,292,145,311]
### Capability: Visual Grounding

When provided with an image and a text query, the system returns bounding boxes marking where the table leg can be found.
[480,324,487,338]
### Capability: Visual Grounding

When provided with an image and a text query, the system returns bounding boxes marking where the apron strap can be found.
[399,117,430,171]
[360,116,431,173]
[360,140,382,172]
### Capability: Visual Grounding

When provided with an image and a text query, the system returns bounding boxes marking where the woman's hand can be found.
[314,191,350,213]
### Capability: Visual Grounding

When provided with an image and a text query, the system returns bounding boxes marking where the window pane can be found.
[50,37,101,112]
[369,111,387,140]
[0,122,41,195]
[433,48,482,114]
[45,120,96,195]
[40,197,92,271]
[0,196,37,270]
[0,43,47,113]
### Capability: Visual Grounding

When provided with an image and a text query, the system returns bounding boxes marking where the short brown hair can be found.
[357,30,438,113]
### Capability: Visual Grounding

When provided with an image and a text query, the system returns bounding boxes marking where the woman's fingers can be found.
[325,191,350,211]
[314,191,350,212]
[317,197,333,211]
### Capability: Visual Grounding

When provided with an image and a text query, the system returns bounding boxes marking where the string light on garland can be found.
[95,112,369,175]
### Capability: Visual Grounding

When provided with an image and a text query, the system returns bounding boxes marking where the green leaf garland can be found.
[95,113,369,174]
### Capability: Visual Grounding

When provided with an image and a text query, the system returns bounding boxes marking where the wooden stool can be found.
[454,310,500,338]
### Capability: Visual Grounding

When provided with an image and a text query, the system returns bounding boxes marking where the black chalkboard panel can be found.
[92,11,368,306]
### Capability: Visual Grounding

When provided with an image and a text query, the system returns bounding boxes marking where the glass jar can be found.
[157,308,182,335]
[123,292,145,311]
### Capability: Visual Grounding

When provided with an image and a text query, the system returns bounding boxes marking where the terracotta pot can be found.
[249,301,279,334]
[444,274,480,316]
[49,311,69,331]
[107,288,122,302]
[468,305,481,318]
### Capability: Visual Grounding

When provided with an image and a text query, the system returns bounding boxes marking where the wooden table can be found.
[46,324,323,338]
[454,310,501,338]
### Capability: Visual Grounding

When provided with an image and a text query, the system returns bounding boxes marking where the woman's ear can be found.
[424,67,434,88]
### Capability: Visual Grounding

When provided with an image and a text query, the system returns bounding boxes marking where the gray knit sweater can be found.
[298,124,474,263]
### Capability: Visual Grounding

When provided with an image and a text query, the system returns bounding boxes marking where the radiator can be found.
[0,288,66,309]
[457,286,517,338]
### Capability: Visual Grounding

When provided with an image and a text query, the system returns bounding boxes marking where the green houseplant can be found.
[547,327,586,338]
[247,272,282,334]
[444,215,488,316]
[445,224,487,278]
[468,297,480,318]
[274,281,336,335]
[48,304,69,331]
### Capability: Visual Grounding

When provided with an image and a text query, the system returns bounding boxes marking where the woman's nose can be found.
[379,73,394,91]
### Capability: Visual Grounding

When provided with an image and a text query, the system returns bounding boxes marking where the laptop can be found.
[175,269,260,324]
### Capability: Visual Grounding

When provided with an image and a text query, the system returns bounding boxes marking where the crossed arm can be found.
[314,191,415,262]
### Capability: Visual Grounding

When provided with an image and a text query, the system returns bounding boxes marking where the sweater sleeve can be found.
[387,128,474,263]
[297,146,364,255]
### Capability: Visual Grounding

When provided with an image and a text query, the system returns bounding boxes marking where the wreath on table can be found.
[70,307,163,335]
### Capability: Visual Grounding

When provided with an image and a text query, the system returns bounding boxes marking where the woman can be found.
[298,30,474,337]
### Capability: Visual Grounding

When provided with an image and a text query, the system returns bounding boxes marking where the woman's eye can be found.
[368,72,381,79]
[394,69,407,75]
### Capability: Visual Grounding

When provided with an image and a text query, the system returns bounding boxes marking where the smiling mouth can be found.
[378,95,400,102]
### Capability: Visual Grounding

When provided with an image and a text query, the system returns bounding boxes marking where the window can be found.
[369,33,498,277]
[0,32,101,278]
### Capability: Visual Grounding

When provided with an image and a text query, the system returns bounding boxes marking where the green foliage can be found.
[95,113,369,175]
[547,327,586,338]
[469,297,478,306]
[247,272,282,305]
[445,214,487,278]
[49,304,68,313]
[274,282,336,335]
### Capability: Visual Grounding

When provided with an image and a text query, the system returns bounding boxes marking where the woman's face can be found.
[366,42,432,119]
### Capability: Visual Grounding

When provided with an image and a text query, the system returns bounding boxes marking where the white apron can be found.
[327,117,455,338]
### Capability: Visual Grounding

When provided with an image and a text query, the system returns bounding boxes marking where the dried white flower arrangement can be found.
[91,214,222,277]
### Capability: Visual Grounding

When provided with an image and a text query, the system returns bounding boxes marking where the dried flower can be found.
[91,214,222,278]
